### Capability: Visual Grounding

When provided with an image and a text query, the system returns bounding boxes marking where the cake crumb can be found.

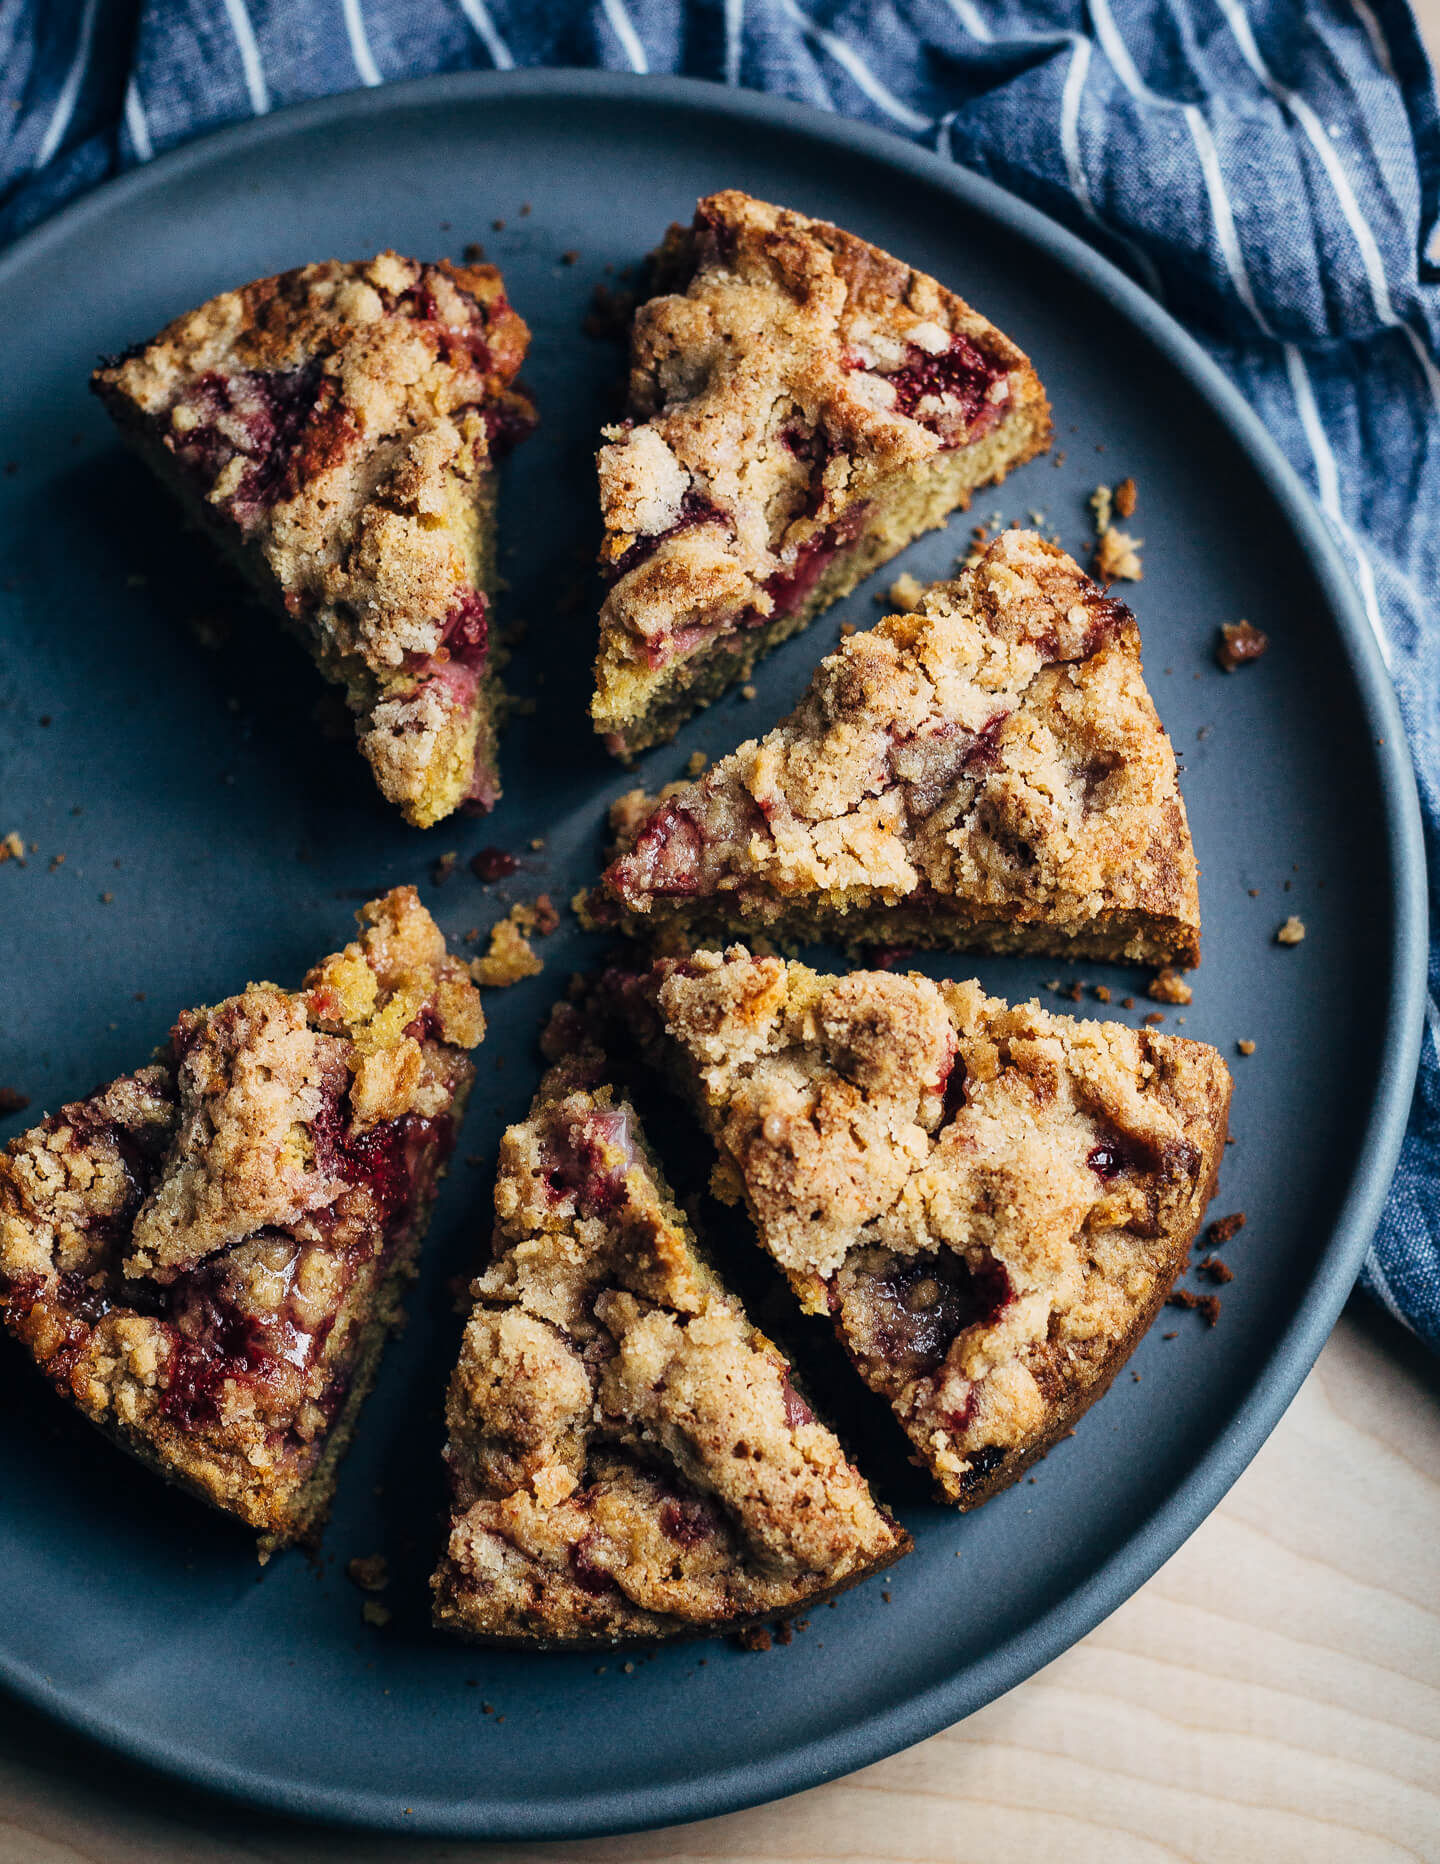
[511,893,560,936]
[1216,619,1269,671]
[1093,526,1143,582]
[1089,484,1112,535]
[0,831,25,864]
[1143,1010,1166,1026]
[1113,476,1137,519]
[686,750,709,777]
[583,281,638,342]
[1199,1255,1235,1285]
[735,1625,773,1653]
[886,571,925,612]
[1147,968,1193,1005]
[740,683,757,700]
[1276,915,1306,945]
[1093,985,1111,1003]
[470,913,543,987]
[362,1600,392,1629]
[463,241,486,263]
[1121,996,1136,1010]
[1208,1212,1246,1245]
[347,1553,390,1593]
[0,1087,30,1115]
[1169,1288,1222,1325]
[560,249,580,266]
[839,622,856,637]
[1237,1039,1256,1055]
[431,851,458,886]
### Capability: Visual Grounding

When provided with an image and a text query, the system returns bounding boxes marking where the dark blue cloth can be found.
[3,0,1437,1345]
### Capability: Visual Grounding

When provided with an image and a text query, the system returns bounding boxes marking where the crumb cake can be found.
[433,1045,908,1646]
[592,191,1051,755]
[582,531,1201,968]
[92,254,535,827]
[569,950,1231,1507]
[0,889,483,1550]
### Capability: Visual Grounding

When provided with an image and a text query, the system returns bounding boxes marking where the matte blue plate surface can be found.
[0,70,1425,1840]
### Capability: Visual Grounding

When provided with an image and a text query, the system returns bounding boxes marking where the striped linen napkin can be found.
[1,0,1437,1347]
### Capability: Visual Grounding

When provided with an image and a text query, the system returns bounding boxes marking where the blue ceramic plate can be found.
[0,70,1425,1840]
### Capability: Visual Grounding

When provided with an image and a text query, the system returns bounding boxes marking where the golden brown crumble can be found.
[571,948,1231,1507]
[592,190,1051,753]
[0,889,482,1548]
[470,912,543,987]
[433,1051,907,1645]
[93,255,535,827]
[583,531,1200,969]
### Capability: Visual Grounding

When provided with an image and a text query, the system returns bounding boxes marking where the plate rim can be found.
[0,64,1427,1841]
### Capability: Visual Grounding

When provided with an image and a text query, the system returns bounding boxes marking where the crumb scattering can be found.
[1093,525,1143,582]
[740,683,757,700]
[1208,1212,1246,1245]
[470,911,543,988]
[1237,1038,1256,1055]
[1276,915,1306,945]
[886,571,925,612]
[686,750,709,778]
[1147,968,1193,1006]
[1093,985,1111,1003]
[1113,476,1137,518]
[1199,1255,1235,1285]
[1169,1288,1222,1325]
[347,1553,390,1593]
[1089,485,1113,535]
[0,830,26,864]
[1216,619,1269,671]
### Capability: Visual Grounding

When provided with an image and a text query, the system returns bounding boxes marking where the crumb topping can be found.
[435,1052,905,1642]
[0,888,482,1541]
[586,531,1199,959]
[93,255,535,826]
[595,190,1049,680]
[577,948,1230,1504]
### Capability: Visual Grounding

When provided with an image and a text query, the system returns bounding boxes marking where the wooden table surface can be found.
[6,15,1440,1856]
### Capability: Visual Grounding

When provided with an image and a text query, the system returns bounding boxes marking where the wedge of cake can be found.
[0,889,483,1552]
[565,950,1231,1508]
[592,190,1052,755]
[93,253,535,826]
[583,530,1200,967]
[433,1045,908,1646]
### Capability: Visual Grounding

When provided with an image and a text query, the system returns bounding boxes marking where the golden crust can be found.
[93,255,534,826]
[433,1050,907,1647]
[575,950,1232,1507]
[0,889,483,1548]
[584,530,1201,968]
[593,191,1051,750]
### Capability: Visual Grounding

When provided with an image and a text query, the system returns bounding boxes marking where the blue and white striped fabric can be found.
[2,0,1437,1347]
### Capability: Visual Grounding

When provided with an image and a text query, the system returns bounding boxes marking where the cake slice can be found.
[566,950,1231,1508]
[433,1044,908,1647]
[0,889,483,1551]
[592,190,1051,755]
[583,531,1200,968]
[93,253,535,826]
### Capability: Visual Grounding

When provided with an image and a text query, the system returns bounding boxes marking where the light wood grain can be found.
[1,1299,1436,1864]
